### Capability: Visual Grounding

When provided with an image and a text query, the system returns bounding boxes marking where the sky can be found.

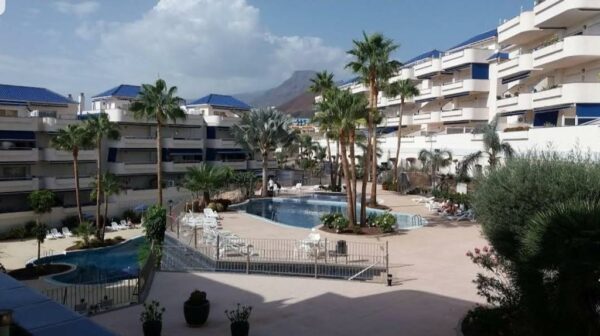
[0,0,532,100]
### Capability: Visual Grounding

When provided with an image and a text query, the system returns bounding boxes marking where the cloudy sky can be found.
[0,0,530,99]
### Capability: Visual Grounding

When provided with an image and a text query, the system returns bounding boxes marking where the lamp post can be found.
[168,199,173,231]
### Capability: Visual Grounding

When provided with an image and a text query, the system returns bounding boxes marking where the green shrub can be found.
[212,198,232,211]
[371,213,396,233]
[122,209,141,224]
[61,216,80,230]
[332,215,349,232]
[1,226,28,240]
[143,205,166,247]
[24,221,37,236]
[75,222,94,247]
[366,213,378,227]
[320,213,344,229]
[207,202,224,212]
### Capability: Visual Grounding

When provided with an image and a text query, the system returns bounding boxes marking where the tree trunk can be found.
[339,135,355,225]
[349,130,361,227]
[369,83,378,207]
[96,137,103,240]
[73,149,83,224]
[393,99,405,188]
[37,216,41,261]
[336,140,342,189]
[261,151,268,197]
[203,191,210,206]
[103,193,109,238]
[326,136,334,188]
[156,121,163,206]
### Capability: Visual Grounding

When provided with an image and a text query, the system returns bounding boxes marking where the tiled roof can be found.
[0,84,75,105]
[447,29,497,52]
[92,84,141,99]
[188,94,251,110]
[403,50,443,66]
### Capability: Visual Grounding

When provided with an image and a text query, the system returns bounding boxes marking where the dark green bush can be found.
[371,213,397,233]
[332,215,348,232]
[320,213,344,229]
[61,216,80,230]
[24,221,37,236]
[211,198,231,211]
[143,205,166,246]
[122,209,142,224]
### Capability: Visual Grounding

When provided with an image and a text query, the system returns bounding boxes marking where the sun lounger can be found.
[46,230,56,240]
[412,196,434,203]
[110,222,122,231]
[51,228,64,238]
[61,227,73,237]
[203,208,220,220]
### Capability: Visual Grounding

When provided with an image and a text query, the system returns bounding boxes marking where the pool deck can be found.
[94,184,488,335]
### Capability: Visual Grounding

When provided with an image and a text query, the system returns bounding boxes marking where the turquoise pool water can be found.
[232,197,424,230]
[35,236,145,284]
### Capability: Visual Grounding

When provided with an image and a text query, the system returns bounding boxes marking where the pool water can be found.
[233,197,423,230]
[35,236,145,284]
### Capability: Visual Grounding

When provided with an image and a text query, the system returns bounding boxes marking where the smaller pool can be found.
[35,236,145,285]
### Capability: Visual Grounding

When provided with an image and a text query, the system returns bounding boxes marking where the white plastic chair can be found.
[51,228,64,238]
[46,230,56,240]
[61,227,73,237]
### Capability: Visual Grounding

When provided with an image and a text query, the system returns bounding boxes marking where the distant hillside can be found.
[234,70,317,108]
[277,91,316,119]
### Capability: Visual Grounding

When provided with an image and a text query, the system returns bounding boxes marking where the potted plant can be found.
[140,300,165,336]
[225,303,252,336]
[183,290,210,326]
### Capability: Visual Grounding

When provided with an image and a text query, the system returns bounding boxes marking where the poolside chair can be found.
[110,222,122,231]
[61,227,73,237]
[293,183,302,191]
[51,228,64,238]
[74,300,88,315]
[202,217,219,229]
[204,208,221,220]
[46,230,56,240]
[412,196,434,203]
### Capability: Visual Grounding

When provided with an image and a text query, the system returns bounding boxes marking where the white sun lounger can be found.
[110,222,122,231]
[51,228,64,238]
[61,227,73,237]
[203,208,220,220]
[46,230,56,240]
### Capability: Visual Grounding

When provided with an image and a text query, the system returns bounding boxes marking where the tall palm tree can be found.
[384,79,420,188]
[84,113,120,235]
[130,79,186,206]
[458,118,515,178]
[183,164,232,205]
[317,88,368,226]
[346,31,401,209]
[309,71,337,188]
[418,149,453,190]
[51,124,92,224]
[231,108,296,197]
[91,173,121,240]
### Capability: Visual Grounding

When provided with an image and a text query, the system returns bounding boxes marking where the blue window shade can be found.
[471,64,489,80]
[206,127,216,139]
[0,131,35,140]
[206,148,246,161]
[576,104,600,118]
[107,148,117,162]
[533,111,559,126]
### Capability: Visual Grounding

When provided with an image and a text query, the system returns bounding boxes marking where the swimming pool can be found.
[232,197,425,230]
[35,236,145,284]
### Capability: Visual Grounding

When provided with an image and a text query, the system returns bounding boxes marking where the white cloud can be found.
[89,0,348,97]
[54,1,100,17]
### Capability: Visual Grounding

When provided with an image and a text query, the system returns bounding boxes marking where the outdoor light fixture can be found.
[0,309,12,336]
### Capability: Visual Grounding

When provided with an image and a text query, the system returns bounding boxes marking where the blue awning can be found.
[502,71,531,84]
[167,148,203,155]
[444,92,470,99]
[500,110,527,117]
[534,104,573,113]
[0,131,35,140]
[576,104,600,118]
[488,52,509,61]
[533,111,559,126]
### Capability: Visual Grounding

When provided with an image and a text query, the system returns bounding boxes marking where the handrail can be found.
[348,261,380,281]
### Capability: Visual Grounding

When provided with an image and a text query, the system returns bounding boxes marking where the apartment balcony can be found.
[441,79,489,98]
[534,0,600,29]
[102,108,145,123]
[248,160,278,170]
[497,54,534,81]
[415,86,441,102]
[412,112,441,125]
[40,117,79,133]
[440,108,489,123]
[0,177,39,193]
[498,11,547,45]
[0,116,39,131]
[203,115,240,127]
[377,94,414,108]
[108,136,156,149]
[389,68,415,82]
[181,114,205,126]
[0,148,39,162]
[441,49,494,71]
[163,137,203,148]
[43,176,94,190]
[162,161,201,173]
[108,162,156,175]
[532,35,600,70]
[413,58,442,78]
[205,138,239,149]
[208,161,247,170]
[382,114,414,127]
[41,148,95,162]
[496,93,534,114]
[532,83,600,109]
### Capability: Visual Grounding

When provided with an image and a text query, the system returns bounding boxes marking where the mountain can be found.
[277,91,316,119]
[234,70,317,108]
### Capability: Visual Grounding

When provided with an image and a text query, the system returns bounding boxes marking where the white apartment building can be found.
[322,0,600,171]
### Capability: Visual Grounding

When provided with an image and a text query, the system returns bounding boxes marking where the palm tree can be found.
[130,79,186,206]
[183,164,232,205]
[51,124,92,223]
[231,108,296,197]
[28,190,55,261]
[317,88,368,226]
[346,31,401,208]
[84,113,120,236]
[309,71,337,188]
[91,173,121,240]
[384,79,419,188]
[418,149,453,190]
[458,118,515,178]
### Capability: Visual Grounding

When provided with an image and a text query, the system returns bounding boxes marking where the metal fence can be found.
[40,244,159,316]
[162,231,389,282]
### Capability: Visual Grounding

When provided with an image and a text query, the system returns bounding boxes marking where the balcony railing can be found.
[0,148,39,162]
[534,0,600,28]
[441,48,494,71]
[532,35,600,69]
[0,177,40,193]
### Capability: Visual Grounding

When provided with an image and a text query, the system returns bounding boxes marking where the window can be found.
[0,109,18,117]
